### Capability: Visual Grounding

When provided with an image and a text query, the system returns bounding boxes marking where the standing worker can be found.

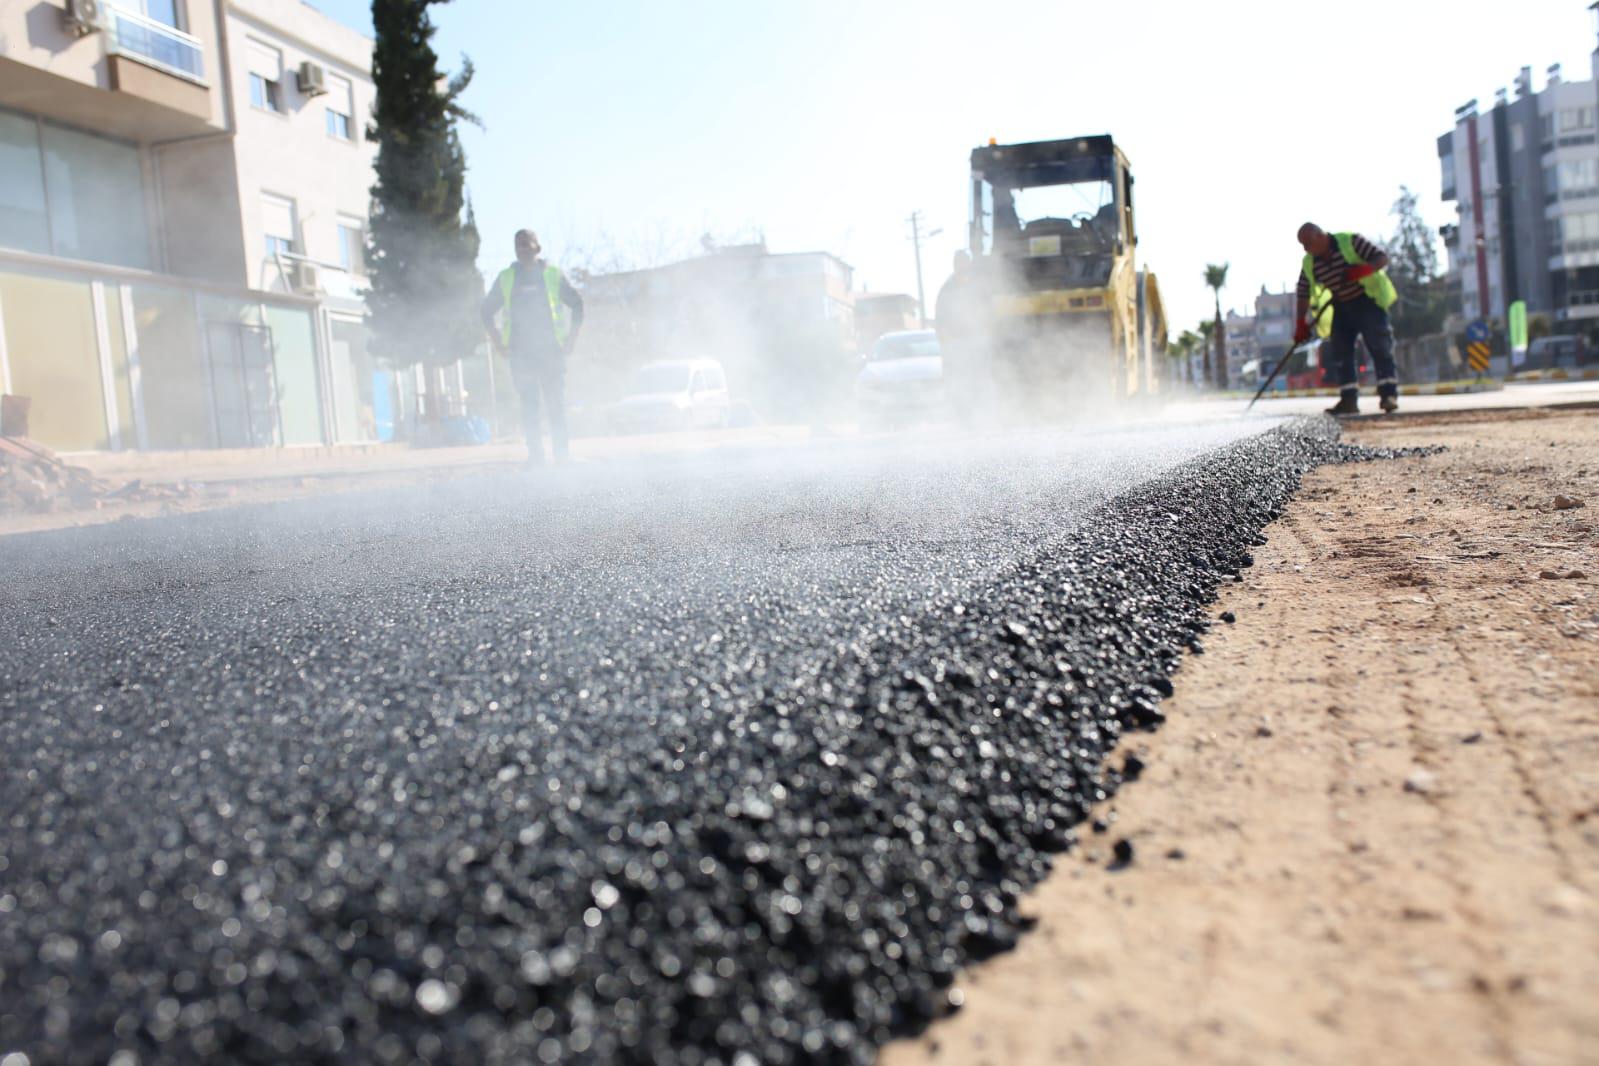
[481,229,585,465]
[1293,223,1400,416]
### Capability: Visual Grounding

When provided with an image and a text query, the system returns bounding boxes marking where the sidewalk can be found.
[2,425,815,537]
[1505,366,1599,384]
[66,425,810,487]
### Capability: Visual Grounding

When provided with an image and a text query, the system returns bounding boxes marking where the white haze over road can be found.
[312,0,1591,330]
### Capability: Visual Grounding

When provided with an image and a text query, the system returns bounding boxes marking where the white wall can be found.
[1541,80,1599,275]
[224,0,375,293]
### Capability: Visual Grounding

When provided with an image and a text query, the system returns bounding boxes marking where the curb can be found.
[1505,368,1599,383]
[1226,380,1506,400]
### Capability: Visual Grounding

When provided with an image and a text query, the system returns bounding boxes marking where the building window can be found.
[1511,123,1525,151]
[1561,107,1596,132]
[1558,158,1598,198]
[249,74,280,112]
[337,217,365,274]
[0,110,150,269]
[248,41,284,114]
[261,193,297,260]
[325,73,355,141]
[0,111,50,256]
[1563,212,1599,250]
[129,0,182,28]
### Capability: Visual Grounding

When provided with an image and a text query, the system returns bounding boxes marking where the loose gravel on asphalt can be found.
[1,418,1389,1064]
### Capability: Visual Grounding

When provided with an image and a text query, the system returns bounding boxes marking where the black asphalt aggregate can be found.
[2,418,1354,1065]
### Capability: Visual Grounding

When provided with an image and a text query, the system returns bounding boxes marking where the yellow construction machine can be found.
[967,135,1166,408]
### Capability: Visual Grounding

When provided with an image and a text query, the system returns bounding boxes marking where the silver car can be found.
[855,330,946,427]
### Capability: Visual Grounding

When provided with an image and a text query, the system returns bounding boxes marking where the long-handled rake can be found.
[1246,297,1333,412]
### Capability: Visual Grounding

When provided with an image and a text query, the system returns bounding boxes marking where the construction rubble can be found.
[0,437,195,516]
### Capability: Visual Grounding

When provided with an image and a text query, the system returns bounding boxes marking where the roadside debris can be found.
[1404,768,1440,795]
[1552,494,1585,511]
[1539,569,1588,581]
[0,438,194,515]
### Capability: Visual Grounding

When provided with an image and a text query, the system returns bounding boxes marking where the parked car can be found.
[610,359,731,434]
[1526,334,1591,369]
[855,329,946,427]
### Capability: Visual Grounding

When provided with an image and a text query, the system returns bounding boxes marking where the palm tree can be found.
[1169,329,1203,386]
[1196,320,1216,388]
[1204,263,1229,389]
[1168,331,1192,385]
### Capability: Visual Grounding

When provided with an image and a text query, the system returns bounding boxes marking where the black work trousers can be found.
[1326,295,1398,398]
[510,355,567,463]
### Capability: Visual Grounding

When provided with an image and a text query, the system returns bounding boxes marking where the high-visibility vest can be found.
[1302,232,1399,318]
[494,262,572,348]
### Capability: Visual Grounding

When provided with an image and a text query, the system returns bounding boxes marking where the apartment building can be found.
[0,0,428,453]
[1222,309,1258,386]
[1438,61,1599,331]
[854,292,919,353]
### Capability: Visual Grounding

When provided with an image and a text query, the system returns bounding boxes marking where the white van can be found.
[610,359,732,433]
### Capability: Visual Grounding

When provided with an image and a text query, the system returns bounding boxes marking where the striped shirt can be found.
[1295,232,1386,305]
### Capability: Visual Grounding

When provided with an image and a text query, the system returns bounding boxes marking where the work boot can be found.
[1325,393,1360,417]
[1379,395,1399,414]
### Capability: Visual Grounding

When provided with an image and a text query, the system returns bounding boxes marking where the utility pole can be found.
[907,211,942,328]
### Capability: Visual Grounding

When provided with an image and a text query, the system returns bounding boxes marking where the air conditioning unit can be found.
[62,0,106,36]
[296,61,329,97]
[290,260,321,294]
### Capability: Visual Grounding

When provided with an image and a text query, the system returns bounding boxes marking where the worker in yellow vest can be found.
[1293,223,1400,416]
[480,229,585,465]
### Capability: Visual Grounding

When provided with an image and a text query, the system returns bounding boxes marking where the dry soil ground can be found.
[882,407,1599,1066]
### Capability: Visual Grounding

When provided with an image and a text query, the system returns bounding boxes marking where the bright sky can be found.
[311,0,1596,331]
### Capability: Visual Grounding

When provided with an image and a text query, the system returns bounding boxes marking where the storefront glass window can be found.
[103,286,137,447]
[0,112,50,255]
[200,297,276,447]
[41,122,151,269]
[133,286,212,449]
[0,272,108,451]
[264,304,323,445]
[328,316,376,442]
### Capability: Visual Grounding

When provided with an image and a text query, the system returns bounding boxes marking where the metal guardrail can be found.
[107,5,206,84]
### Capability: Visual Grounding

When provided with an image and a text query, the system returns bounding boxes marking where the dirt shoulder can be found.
[881,408,1599,1066]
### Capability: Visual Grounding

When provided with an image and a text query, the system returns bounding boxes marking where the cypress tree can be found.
[366,0,481,410]
[1386,186,1447,340]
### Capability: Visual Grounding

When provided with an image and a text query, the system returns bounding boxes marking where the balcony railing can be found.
[107,5,206,84]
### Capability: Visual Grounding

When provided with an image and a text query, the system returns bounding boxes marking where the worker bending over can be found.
[1294,223,1400,416]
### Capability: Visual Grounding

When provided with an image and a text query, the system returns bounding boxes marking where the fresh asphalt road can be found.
[0,419,1289,1065]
